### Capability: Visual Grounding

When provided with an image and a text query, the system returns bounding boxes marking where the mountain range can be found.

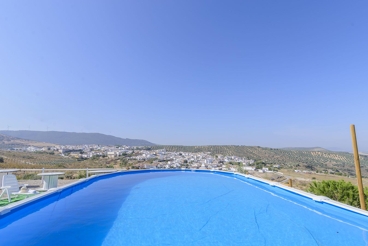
[0,130,155,146]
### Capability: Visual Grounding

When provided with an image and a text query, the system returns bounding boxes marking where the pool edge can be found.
[1,169,368,218]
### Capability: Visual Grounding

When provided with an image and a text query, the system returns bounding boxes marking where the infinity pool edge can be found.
[1,169,368,219]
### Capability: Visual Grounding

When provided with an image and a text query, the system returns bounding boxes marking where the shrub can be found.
[308,180,367,208]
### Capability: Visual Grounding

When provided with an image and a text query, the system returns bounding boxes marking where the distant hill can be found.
[0,130,155,146]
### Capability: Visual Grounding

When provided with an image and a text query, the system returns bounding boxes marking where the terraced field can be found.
[0,150,76,168]
[0,150,115,169]
[151,145,368,177]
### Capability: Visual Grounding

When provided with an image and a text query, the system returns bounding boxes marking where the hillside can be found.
[0,130,155,146]
[0,134,55,149]
[281,147,331,152]
[150,145,368,177]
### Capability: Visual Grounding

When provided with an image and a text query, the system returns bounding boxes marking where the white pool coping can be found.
[233,172,368,217]
[1,169,368,218]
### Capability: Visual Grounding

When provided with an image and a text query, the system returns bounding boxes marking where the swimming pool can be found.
[1,170,367,245]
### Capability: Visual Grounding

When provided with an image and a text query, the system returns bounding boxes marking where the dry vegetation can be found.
[251,168,368,191]
[0,150,128,180]
[0,150,120,169]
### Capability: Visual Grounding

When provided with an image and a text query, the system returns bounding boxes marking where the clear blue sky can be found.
[1,1,368,151]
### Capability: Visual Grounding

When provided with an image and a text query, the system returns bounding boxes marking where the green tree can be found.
[254,160,264,170]
[308,180,367,208]
[0,156,3,163]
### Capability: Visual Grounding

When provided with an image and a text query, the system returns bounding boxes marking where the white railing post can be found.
[41,167,44,186]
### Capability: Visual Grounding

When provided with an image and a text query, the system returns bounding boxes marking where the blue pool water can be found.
[1,170,368,245]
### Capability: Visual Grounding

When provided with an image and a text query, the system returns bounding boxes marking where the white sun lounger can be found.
[0,174,37,202]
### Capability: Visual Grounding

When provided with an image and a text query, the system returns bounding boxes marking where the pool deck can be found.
[1,170,368,218]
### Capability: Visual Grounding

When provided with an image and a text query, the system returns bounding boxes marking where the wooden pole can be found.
[288,179,292,187]
[350,124,366,210]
